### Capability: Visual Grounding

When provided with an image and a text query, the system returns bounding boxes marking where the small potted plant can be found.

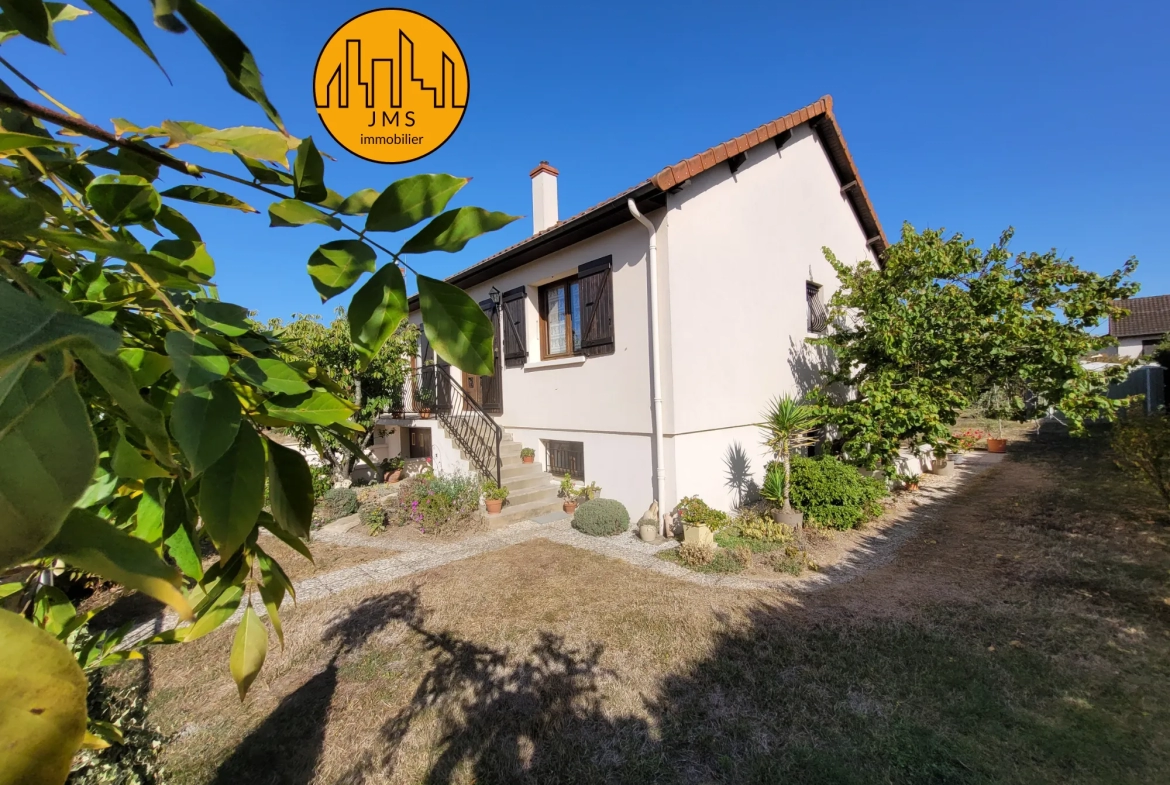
[380,456,404,484]
[897,471,921,491]
[417,386,435,419]
[482,479,509,514]
[559,473,578,514]
[674,496,720,546]
[979,385,1013,454]
[520,447,536,464]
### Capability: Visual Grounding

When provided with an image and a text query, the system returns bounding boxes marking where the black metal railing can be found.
[396,364,501,485]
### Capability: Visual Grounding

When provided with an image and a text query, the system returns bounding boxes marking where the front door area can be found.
[407,427,432,459]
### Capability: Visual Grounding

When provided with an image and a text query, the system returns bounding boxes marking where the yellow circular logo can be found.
[313,9,469,164]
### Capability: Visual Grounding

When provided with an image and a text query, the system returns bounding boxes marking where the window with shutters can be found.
[547,440,584,480]
[538,256,615,360]
[500,286,528,367]
[807,281,829,333]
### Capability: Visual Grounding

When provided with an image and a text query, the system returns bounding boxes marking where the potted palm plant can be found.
[482,479,509,514]
[559,473,578,514]
[520,447,535,464]
[759,394,819,529]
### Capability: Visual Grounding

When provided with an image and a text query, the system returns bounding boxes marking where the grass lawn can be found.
[124,430,1169,784]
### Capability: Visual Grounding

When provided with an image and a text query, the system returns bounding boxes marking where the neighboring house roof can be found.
[409,95,884,307]
[1109,294,1170,339]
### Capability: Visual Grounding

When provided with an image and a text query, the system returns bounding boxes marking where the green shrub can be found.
[572,498,630,536]
[786,455,887,530]
[674,496,730,532]
[311,464,334,499]
[361,505,386,535]
[318,487,359,521]
[384,472,482,534]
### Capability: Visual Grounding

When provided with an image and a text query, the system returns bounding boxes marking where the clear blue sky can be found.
[11,0,1169,322]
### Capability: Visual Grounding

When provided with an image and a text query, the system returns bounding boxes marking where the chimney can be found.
[529,161,559,234]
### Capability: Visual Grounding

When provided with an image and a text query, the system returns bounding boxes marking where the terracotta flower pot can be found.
[485,498,504,514]
[987,437,1007,454]
[563,501,577,514]
[419,408,431,420]
[384,469,402,484]
[905,482,920,491]
[522,455,534,464]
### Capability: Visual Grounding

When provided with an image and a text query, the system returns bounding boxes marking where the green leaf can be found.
[417,275,496,375]
[230,605,268,700]
[0,131,73,152]
[110,429,169,479]
[177,0,285,132]
[182,584,241,642]
[77,348,173,465]
[198,422,264,556]
[152,239,215,279]
[293,136,326,203]
[337,187,380,216]
[232,357,310,395]
[0,0,64,50]
[85,174,161,225]
[117,348,170,387]
[160,184,257,213]
[0,283,120,372]
[268,199,340,229]
[170,380,240,474]
[349,263,408,369]
[155,204,202,241]
[0,356,97,569]
[163,481,202,580]
[84,0,167,77]
[0,581,23,600]
[192,299,248,336]
[307,239,376,302]
[265,437,313,538]
[135,477,167,548]
[0,190,44,237]
[40,509,192,619]
[0,609,87,785]
[234,151,293,185]
[257,550,288,647]
[262,389,357,426]
[366,173,468,233]
[259,513,313,561]
[400,207,520,254]
[165,330,229,388]
[150,0,183,31]
[161,121,297,165]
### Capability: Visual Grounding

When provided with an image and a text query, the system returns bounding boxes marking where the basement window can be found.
[547,440,584,481]
[807,282,829,333]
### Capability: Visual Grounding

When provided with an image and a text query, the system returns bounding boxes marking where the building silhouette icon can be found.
[315,33,466,110]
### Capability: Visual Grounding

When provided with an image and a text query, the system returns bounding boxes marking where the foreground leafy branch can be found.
[0,3,515,782]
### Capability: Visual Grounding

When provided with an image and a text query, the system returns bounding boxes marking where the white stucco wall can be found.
[1116,336,1147,359]
[660,122,875,509]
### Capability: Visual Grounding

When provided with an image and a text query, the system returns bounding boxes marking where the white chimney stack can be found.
[530,161,559,234]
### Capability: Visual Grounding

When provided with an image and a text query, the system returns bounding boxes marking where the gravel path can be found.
[121,453,1002,646]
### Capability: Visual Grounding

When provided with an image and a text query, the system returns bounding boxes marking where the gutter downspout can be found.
[628,198,667,535]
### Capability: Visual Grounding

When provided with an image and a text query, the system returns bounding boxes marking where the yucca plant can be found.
[759,395,820,513]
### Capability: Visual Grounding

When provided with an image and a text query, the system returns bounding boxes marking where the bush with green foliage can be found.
[674,496,730,532]
[787,455,887,530]
[361,505,386,535]
[311,464,335,499]
[319,488,359,521]
[715,512,794,553]
[1111,407,1170,510]
[385,472,481,533]
[571,498,630,536]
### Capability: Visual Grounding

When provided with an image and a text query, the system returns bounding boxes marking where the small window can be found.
[547,440,584,480]
[1141,338,1162,356]
[540,277,582,358]
[807,281,829,333]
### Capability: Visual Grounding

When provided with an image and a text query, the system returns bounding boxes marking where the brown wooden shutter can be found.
[501,286,528,367]
[577,256,614,357]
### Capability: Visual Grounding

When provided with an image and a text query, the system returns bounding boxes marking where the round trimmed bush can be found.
[571,498,630,536]
[319,487,359,521]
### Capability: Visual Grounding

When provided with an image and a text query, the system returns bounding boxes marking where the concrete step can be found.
[502,473,557,492]
[481,496,565,525]
[505,484,559,507]
[502,465,550,484]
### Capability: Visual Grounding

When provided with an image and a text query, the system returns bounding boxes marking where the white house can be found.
[374,96,886,527]
[1107,294,1170,359]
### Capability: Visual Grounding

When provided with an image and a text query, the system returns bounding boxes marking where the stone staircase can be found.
[436,422,563,525]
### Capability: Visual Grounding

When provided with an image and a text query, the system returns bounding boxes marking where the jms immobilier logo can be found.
[314,8,469,163]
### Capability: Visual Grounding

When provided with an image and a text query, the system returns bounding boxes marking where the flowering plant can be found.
[953,429,986,451]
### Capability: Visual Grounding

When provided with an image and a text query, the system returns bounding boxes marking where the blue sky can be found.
[11,0,1168,322]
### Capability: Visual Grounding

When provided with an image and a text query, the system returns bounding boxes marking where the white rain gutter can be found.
[628,198,667,534]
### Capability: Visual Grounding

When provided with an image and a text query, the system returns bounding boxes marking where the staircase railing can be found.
[401,364,502,485]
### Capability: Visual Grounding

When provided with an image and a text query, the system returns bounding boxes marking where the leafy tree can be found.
[0,3,513,782]
[267,309,418,473]
[1111,405,1170,511]
[814,223,1138,473]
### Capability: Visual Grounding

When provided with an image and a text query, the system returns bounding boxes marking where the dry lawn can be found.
[124,430,1169,784]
